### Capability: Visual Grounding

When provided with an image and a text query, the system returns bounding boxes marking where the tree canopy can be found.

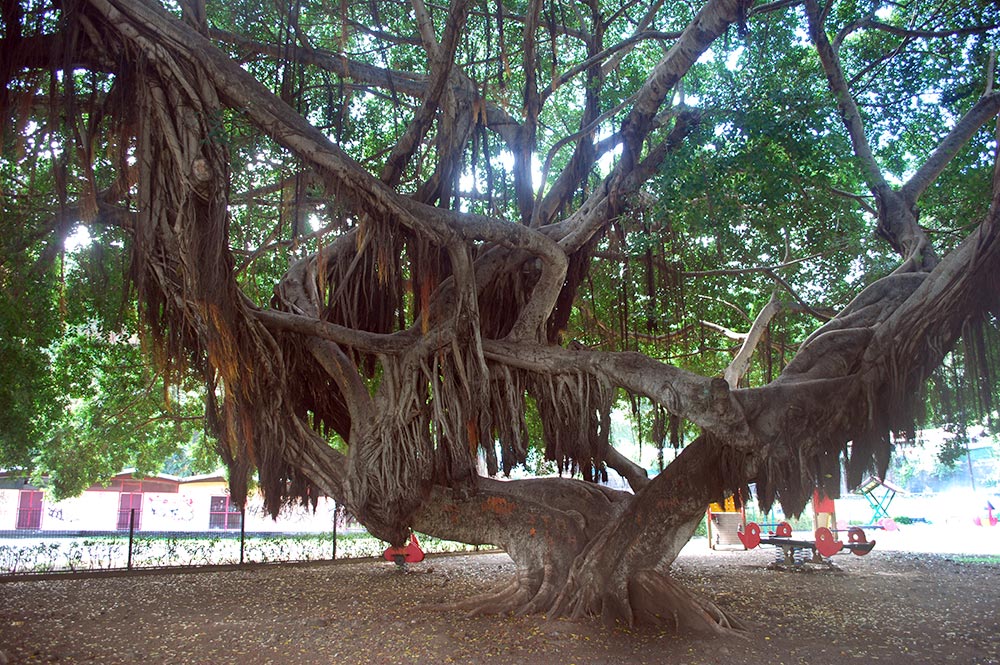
[2,0,999,630]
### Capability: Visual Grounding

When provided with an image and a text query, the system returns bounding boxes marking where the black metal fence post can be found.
[239,505,246,565]
[127,508,136,570]
[332,501,338,560]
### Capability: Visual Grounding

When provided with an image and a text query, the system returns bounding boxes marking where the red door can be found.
[117,483,143,530]
[16,490,43,529]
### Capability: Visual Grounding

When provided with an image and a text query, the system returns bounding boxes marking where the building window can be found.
[117,482,143,530]
[209,495,242,530]
[16,490,43,530]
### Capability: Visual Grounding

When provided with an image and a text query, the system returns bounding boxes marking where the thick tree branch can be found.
[210,29,426,96]
[868,189,1000,385]
[723,293,781,388]
[617,0,743,175]
[805,0,887,194]
[866,19,1000,40]
[411,0,443,57]
[554,107,700,254]
[254,308,419,354]
[899,92,1000,205]
[304,337,376,425]
[483,339,753,442]
[211,28,527,157]
[806,0,938,269]
[531,13,608,228]
[603,445,651,491]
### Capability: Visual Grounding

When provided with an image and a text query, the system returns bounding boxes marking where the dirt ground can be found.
[1,525,998,664]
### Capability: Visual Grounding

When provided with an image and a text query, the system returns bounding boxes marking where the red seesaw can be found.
[738,521,875,567]
[383,533,425,566]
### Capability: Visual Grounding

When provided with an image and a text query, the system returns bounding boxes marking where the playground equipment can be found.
[738,520,875,568]
[706,495,747,550]
[854,475,903,524]
[973,500,998,527]
[383,533,425,568]
[812,488,836,531]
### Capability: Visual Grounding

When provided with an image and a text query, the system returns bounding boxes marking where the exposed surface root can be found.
[437,565,563,617]
[552,564,748,633]
[628,569,748,634]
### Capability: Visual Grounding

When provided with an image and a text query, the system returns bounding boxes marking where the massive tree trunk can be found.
[413,477,627,615]
[4,0,1000,632]
[552,435,739,630]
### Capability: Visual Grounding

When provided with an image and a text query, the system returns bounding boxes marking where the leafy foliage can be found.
[0,218,213,494]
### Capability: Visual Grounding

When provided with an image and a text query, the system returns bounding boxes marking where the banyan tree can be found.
[2,0,999,629]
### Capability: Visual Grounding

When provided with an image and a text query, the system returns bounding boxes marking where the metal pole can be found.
[127,508,135,570]
[332,501,338,560]
[239,505,246,565]
[966,444,977,492]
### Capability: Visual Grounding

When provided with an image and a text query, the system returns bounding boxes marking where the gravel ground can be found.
[1,525,999,664]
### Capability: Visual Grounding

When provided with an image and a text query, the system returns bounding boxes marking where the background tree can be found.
[2,0,999,630]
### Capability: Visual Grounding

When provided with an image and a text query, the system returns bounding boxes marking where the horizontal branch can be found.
[822,185,876,214]
[681,246,844,277]
[762,269,832,322]
[0,32,109,73]
[209,29,427,96]
[700,320,747,341]
[866,19,1000,40]
[254,308,420,354]
[209,28,526,152]
[748,0,803,15]
[483,339,753,442]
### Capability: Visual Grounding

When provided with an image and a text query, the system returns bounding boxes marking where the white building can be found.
[0,470,339,534]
